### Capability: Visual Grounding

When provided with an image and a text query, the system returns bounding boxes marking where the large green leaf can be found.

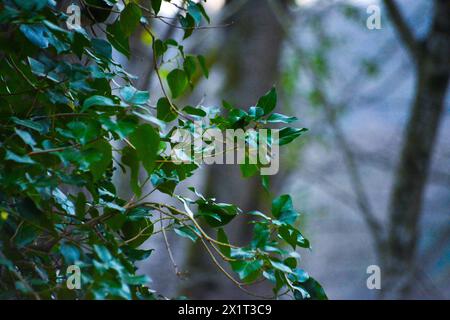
[272,194,298,225]
[129,124,160,175]
[82,139,112,181]
[167,69,188,98]
[257,87,277,115]
[156,97,177,122]
[120,3,142,37]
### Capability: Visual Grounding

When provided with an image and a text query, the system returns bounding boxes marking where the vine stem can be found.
[160,212,182,276]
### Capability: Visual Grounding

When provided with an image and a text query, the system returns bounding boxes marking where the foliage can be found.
[0,0,325,300]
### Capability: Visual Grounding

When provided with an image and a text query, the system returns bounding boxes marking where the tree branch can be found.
[383,0,419,60]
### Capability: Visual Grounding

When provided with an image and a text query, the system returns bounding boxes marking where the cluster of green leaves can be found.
[0,0,325,300]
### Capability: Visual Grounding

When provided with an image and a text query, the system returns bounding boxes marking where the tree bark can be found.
[383,0,450,298]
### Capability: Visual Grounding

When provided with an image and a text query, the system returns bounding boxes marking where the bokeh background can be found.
[117,0,449,299]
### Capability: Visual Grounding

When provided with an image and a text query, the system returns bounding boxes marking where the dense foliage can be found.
[0,0,326,300]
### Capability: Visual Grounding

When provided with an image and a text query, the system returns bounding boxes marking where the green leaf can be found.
[153,39,167,57]
[122,218,153,248]
[82,95,116,111]
[248,106,264,120]
[19,24,49,48]
[198,202,239,228]
[94,244,112,262]
[257,88,277,115]
[129,124,160,175]
[14,223,40,248]
[272,195,298,225]
[156,97,177,122]
[251,223,270,249]
[91,38,112,59]
[196,3,210,23]
[183,105,207,117]
[292,268,309,283]
[296,277,328,300]
[231,259,263,282]
[53,188,75,215]
[262,175,270,191]
[14,0,48,11]
[121,246,153,262]
[64,119,101,145]
[121,146,141,197]
[187,3,202,26]
[278,127,308,146]
[5,150,35,164]
[279,225,310,249]
[174,225,198,242]
[240,162,259,178]
[267,113,298,123]
[14,128,36,147]
[60,243,80,264]
[197,55,209,78]
[183,55,197,80]
[11,117,45,133]
[179,14,195,39]
[167,69,188,98]
[82,139,112,181]
[120,86,149,105]
[120,3,142,37]
[270,260,292,273]
[124,274,150,285]
[151,0,162,14]
[106,21,130,58]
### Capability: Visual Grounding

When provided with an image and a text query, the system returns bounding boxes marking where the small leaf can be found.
[120,86,149,105]
[151,0,162,14]
[257,88,277,115]
[167,69,188,98]
[278,127,308,146]
[187,3,202,26]
[12,117,45,133]
[15,128,36,147]
[197,55,209,78]
[183,106,206,117]
[5,150,35,164]
[82,95,116,111]
[267,113,298,124]
[94,244,112,262]
[156,97,177,122]
[270,260,292,273]
[174,225,198,242]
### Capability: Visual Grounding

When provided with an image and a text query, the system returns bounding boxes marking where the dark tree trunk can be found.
[383,0,450,298]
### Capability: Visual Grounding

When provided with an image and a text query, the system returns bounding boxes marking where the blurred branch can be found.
[382,0,420,60]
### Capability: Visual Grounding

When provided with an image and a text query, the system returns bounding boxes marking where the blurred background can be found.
[120,0,449,299]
